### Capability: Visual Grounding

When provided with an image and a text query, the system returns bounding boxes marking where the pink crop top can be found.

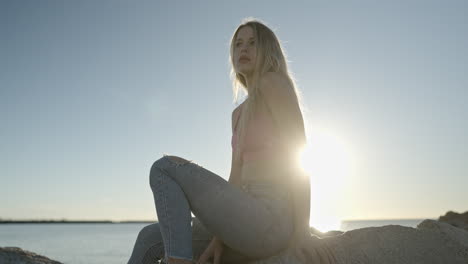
[231,100,281,163]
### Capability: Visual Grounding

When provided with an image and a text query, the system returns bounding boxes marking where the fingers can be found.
[196,247,212,264]
[196,253,207,264]
[213,249,222,264]
[213,241,224,264]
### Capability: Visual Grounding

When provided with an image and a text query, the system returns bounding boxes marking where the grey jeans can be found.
[128,155,294,264]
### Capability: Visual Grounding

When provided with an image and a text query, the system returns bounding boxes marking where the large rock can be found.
[325,219,468,264]
[439,210,468,231]
[0,247,62,264]
[247,219,468,264]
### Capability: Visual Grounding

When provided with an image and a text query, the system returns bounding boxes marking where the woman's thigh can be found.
[150,155,293,259]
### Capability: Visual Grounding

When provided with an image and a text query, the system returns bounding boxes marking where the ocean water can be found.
[0,223,148,264]
[0,219,433,264]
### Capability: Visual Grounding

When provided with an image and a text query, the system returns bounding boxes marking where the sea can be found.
[0,219,434,264]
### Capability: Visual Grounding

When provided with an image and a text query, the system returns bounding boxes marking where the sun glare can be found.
[299,128,353,232]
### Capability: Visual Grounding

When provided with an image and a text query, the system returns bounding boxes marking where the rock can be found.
[438,210,468,231]
[0,247,62,264]
[322,219,468,264]
[247,219,468,264]
[419,219,468,248]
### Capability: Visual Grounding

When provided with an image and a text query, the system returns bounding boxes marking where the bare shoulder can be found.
[259,72,296,103]
[260,71,289,85]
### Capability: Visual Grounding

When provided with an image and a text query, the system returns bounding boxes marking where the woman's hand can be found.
[196,236,224,264]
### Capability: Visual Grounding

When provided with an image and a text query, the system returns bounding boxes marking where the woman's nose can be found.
[240,43,249,52]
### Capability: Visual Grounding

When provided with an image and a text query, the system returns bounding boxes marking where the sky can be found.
[1,0,467,232]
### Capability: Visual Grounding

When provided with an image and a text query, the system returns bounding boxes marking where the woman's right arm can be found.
[228,150,242,186]
[198,109,243,264]
[228,107,243,187]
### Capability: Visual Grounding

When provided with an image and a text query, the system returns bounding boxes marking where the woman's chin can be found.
[237,69,254,77]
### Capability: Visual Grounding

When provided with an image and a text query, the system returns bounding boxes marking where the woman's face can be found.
[233,26,257,78]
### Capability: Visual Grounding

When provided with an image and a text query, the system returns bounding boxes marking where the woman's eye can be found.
[235,41,254,47]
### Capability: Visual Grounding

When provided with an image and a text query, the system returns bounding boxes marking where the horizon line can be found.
[0,216,439,223]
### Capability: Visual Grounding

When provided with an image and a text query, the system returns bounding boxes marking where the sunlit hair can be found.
[228,17,307,163]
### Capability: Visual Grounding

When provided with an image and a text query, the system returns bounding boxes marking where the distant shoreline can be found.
[0,220,155,224]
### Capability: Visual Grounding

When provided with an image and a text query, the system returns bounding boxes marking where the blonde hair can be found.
[229,17,306,163]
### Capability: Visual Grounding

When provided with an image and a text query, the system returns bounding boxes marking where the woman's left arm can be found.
[258,72,307,163]
[258,72,310,237]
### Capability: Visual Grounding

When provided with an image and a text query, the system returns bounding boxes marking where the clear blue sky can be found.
[1,0,467,227]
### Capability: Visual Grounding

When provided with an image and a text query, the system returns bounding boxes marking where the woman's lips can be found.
[239,58,250,63]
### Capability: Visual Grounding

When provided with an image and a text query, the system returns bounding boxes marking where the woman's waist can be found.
[239,143,299,165]
[240,155,296,186]
[240,143,282,163]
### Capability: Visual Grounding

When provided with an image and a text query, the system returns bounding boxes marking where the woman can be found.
[128,18,336,264]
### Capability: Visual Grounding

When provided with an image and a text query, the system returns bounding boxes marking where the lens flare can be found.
[299,128,353,232]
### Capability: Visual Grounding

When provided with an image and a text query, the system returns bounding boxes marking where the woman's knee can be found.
[150,155,190,172]
[151,156,168,172]
[150,155,193,186]
[149,156,169,187]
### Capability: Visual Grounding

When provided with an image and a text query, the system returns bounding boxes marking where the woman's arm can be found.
[228,152,242,187]
[258,72,310,237]
[228,106,243,187]
[258,72,307,160]
[197,110,244,264]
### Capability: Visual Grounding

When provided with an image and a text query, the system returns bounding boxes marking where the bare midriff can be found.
[232,99,298,187]
[239,148,295,187]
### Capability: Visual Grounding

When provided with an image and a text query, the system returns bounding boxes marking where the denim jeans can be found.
[128,155,294,264]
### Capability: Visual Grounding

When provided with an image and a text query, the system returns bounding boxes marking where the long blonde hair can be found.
[229,17,306,163]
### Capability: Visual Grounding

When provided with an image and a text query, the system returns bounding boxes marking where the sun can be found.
[299,128,353,232]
